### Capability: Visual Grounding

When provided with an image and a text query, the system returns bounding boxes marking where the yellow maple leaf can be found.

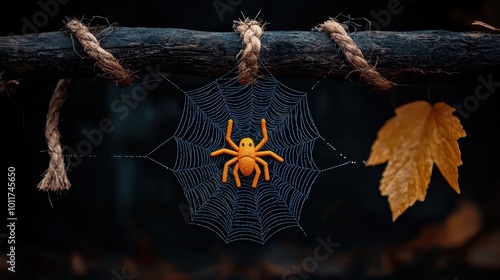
[366,101,466,221]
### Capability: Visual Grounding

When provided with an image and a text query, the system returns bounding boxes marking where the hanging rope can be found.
[38,79,71,192]
[233,17,264,85]
[317,18,396,90]
[38,19,135,192]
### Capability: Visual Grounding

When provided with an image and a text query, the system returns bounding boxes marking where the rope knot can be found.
[318,18,396,90]
[234,18,264,85]
[66,19,134,86]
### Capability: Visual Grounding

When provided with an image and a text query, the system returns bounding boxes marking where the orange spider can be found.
[211,119,284,188]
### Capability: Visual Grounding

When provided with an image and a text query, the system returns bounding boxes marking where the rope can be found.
[66,19,134,86]
[38,79,71,192]
[317,18,395,90]
[38,18,136,191]
[233,17,264,85]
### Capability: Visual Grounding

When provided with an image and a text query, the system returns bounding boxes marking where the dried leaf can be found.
[366,101,466,221]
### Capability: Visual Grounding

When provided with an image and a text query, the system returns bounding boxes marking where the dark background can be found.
[1,0,500,279]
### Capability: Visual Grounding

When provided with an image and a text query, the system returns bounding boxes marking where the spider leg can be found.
[222,157,239,183]
[255,157,269,181]
[254,119,268,151]
[211,148,238,157]
[226,119,239,151]
[252,163,261,188]
[255,151,284,163]
[233,162,241,187]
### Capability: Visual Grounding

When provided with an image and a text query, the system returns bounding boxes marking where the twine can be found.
[317,18,395,90]
[66,19,134,86]
[234,18,264,85]
[38,79,71,192]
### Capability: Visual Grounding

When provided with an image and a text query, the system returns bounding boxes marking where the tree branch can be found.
[1,27,499,85]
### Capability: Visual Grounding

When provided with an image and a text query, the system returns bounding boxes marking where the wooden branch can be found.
[1,27,500,85]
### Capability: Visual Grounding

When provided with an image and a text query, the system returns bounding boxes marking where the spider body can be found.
[211,119,284,188]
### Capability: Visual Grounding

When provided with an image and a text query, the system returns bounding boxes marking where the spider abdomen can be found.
[239,157,255,176]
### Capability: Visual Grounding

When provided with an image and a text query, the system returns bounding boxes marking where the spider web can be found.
[147,68,352,244]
